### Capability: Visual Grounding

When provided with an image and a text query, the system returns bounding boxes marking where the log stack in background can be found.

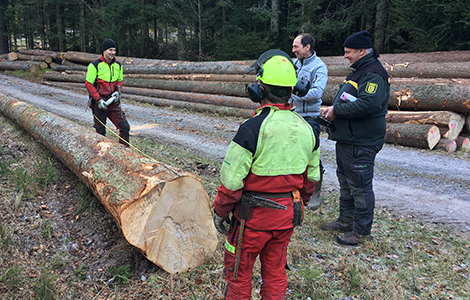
[1,49,469,153]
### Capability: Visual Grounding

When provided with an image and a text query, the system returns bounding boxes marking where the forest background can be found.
[0,0,469,61]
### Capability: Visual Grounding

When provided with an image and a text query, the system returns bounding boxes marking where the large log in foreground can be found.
[385,123,441,149]
[0,94,218,274]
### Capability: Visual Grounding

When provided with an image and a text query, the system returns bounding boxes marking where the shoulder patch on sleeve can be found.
[365,82,378,94]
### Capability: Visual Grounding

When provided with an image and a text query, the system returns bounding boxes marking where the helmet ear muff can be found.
[245,82,265,103]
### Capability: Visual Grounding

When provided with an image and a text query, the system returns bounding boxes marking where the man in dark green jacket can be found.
[321,30,390,245]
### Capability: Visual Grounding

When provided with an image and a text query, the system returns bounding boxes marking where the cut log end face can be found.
[120,176,218,274]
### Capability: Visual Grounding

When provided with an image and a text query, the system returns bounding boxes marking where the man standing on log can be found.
[212,50,321,300]
[321,30,390,245]
[290,33,328,211]
[85,38,130,146]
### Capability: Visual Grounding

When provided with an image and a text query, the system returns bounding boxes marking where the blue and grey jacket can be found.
[290,52,328,118]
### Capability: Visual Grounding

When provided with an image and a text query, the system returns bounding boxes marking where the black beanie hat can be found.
[102,38,117,51]
[343,30,373,49]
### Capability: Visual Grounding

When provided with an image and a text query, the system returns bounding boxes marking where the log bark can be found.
[122,78,247,97]
[326,61,470,78]
[52,64,87,72]
[126,94,253,119]
[327,76,470,85]
[465,115,470,133]
[0,60,40,72]
[124,73,255,82]
[63,51,128,66]
[123,86,256,109]
[18,49,64,63]
[123,60,252,75]
[0,94,218,274]
[434,138,457,152]
[385,110,464,140]
[385,123,441,149]
[456,136,470,152]
[43,71,248,97]
[15,53,53,64]
[321,50,470,65]
[322,83,470,113]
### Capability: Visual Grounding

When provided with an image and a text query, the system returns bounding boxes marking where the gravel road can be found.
[1,73,469,238]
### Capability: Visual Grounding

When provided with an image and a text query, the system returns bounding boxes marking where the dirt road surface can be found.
[1,73,469,239]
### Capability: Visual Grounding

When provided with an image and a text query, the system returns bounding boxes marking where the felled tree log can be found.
[52,64,87,72]
[385,123,441,149]
[43,71,247,97]
[18,49,64,63]
[123,86,256,109]
[0,94,218,274]
[388,84,470,113]
[385,110,464,140]
[321,50,470,65]
[15,53,53,64]
[63,51,128,66]
[0,60,40,72]
[126,94,253,119]
[124,73,255,82]
[434,138,457,152]
[123,60,252,75]
[326,62,470,78]
[456,136,470,152]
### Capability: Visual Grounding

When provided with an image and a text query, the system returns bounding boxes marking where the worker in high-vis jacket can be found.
[213,50,321,300]
[85,38,130,146]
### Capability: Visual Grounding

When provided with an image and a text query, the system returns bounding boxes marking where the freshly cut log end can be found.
[121,175,216,274]
[435,138,457,152]
[0,94,218,274]
[456,136,470,152]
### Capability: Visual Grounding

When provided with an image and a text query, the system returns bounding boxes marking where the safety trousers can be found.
[223,224,293,300]
[92,101,130,146]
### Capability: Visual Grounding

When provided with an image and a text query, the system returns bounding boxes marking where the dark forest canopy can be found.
[0,0,469,61]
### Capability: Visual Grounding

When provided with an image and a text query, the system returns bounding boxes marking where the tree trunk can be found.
[385,110,464,140]
[0,60,40,72]
[0,95,218,274]
[126,94,253,119]
[123,60,253,75]
[326,61,470,78]
[0,0,9,55]
[124,73,255,83]
[385,123,441,149]
[14,53,53,63]
[321,50,470,65]
[43,71,247,97]
[456,135,470,152]
[122,86,256,109]
[18,49,64,63]
[434,138,457,152]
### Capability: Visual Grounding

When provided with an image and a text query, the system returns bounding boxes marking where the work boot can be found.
[321,219,353,232]
[336,231,371,246]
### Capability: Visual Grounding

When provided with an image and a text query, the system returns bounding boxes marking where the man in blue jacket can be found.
[321,30,390,245]
[291,33,328,210]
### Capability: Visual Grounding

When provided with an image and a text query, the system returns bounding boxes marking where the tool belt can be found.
[250,191,293,199]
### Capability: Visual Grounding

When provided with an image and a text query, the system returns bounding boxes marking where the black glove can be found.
[213,213,230,235]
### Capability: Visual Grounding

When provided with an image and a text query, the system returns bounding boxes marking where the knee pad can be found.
[95,126,106,136]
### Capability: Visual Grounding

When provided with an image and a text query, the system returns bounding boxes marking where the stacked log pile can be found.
[1,49,469,152]
[0,49,65,71]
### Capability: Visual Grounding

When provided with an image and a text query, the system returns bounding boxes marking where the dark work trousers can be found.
[335,142,383,235]
[91,100,130,146]
[303,116,321,146]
